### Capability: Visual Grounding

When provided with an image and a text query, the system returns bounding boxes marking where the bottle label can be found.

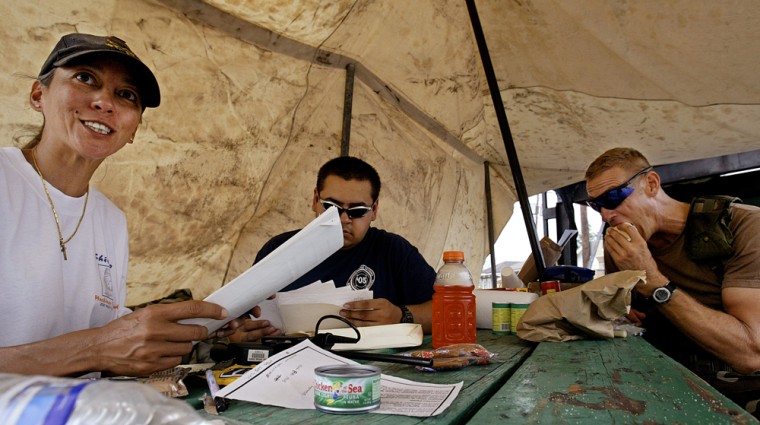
[541,281,562,295]
[435,271,473,286]
[314,366,381,413]
[492,303,511,335]
[3,380,91,425]
[510,304,530,334]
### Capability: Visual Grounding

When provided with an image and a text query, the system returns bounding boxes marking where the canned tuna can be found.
[314,365,381,414]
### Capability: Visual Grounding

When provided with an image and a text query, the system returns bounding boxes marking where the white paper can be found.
[327,323,423,351]
[558,229,579,247]
[288,280,337,293]
[255,280,374,334]
[217,339,462,417]
[277,283,373,334]
[276,286,371,306]
[375,375,463,417]
[255,298,284,331]
[255,281,340,331]
[181,208,343,334]
[278,304,348,334]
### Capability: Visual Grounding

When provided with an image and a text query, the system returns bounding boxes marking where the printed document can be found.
[217,339,462,417]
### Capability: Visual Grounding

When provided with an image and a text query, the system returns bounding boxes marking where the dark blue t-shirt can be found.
[254,227,435,305]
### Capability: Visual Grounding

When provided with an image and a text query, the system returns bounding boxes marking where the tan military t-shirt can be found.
[605,203,760,310]
[649,204,760,308]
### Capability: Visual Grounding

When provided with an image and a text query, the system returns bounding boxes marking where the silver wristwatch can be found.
[652,282,677,304]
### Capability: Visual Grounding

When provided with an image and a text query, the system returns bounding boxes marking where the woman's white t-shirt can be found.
[0,147,131,347]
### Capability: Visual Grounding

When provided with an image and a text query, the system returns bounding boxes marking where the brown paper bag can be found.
[516,270,646,342]
[517,236,563,284]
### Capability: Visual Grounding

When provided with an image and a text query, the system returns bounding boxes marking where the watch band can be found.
[399,305,414,323]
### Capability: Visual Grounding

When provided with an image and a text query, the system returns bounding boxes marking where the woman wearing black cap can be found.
[0,33,241,377]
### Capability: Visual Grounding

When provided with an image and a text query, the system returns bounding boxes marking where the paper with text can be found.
[217,339,462,417]
[181,208,343,334]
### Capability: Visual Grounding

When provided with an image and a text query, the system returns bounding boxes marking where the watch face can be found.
[653,287,671,303]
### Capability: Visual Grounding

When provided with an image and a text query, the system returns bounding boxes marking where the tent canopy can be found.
[2,0,759,304]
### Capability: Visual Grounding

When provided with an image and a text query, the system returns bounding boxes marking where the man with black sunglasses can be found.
[230,156,435,341]
[585,147,760,416]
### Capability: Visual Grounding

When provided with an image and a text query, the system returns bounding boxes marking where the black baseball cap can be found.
[38,33,160,108]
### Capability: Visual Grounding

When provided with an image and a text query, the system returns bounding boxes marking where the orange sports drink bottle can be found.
[432,251,477,348]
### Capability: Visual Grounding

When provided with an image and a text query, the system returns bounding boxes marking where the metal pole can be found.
[484,161,497,288]
[465,0,546,281]
[542,192,549,236]
[340,63,356,156]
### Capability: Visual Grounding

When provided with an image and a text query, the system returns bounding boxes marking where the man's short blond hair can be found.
[585,147,651,181]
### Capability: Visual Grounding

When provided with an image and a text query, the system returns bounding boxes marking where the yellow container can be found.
[492,302,511,335]
[510,303,530,334]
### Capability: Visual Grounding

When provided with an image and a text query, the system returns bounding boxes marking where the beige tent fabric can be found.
[2,0,759,305]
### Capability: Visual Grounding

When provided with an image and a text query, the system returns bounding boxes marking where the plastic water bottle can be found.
[0,373,237,425]
[432,251,477,348]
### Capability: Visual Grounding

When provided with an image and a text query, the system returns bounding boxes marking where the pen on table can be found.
[334,350,433,367]
[205,369,229,412]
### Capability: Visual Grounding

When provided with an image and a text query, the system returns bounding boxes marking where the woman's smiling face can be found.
[33,57,143,160]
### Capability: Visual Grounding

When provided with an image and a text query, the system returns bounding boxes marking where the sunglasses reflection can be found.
[587,166,652,212]
[319,199,372,219]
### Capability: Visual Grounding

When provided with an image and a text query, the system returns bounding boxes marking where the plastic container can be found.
[491,302,511,335]
[540,280,561,295]
[510,303,530,334]
[432,251,477,348]
[0,373,237,425]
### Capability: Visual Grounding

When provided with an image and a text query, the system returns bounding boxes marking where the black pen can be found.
[334,350,433,367]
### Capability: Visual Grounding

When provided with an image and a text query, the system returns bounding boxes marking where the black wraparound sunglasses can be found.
[319,199,373,219]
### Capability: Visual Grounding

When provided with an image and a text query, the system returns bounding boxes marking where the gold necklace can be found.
[31,147,89,261]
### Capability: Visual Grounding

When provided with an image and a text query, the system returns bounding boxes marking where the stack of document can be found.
[258,281,423,350]
[259,280,372,334]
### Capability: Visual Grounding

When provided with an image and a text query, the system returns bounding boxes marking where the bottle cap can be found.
[443,251,465,262]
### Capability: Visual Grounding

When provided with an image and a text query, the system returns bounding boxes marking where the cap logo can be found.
[104,36,138,59]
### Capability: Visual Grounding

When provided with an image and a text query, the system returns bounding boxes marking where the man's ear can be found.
[645,170,661,196]
[29,81,43,111]
[370,199,378,221]
[311,188,320,214]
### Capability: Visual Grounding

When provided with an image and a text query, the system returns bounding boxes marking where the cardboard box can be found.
[517,237,564,284]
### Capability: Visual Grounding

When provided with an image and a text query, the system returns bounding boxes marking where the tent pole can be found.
[466,0,547,282]
[340,63,356,156]
[484,161,498,288]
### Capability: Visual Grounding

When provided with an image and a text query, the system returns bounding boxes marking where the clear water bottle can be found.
[432,251,477,348]
[0,373,240,425]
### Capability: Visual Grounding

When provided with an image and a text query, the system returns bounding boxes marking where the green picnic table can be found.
[188,331,533,424]
[187,330,757,424]
[470,336,758,424]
